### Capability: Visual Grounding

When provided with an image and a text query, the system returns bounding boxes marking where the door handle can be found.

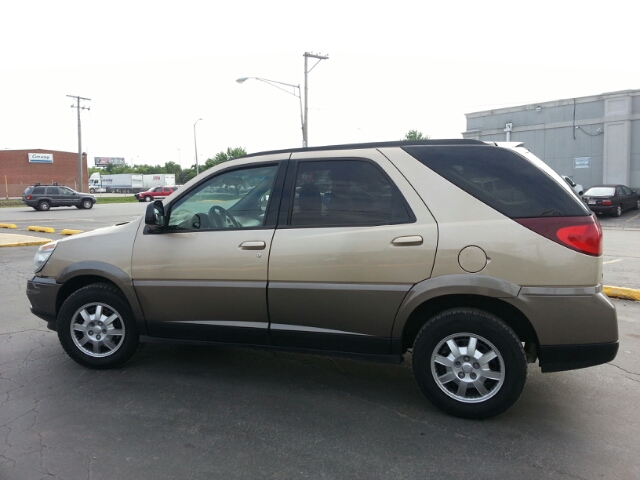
[392,235,423,246]
[239,241,266,250]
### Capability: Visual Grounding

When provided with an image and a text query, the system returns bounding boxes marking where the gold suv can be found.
[26,140,618,418]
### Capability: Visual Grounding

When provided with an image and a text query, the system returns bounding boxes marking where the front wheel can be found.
[412,308,527,419]
[635,199,640,210]
[144,195,152,202]
[57,283,139,369]
[82,199,93,209]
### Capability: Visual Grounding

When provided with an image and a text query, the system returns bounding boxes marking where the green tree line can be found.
[89,147,247,185]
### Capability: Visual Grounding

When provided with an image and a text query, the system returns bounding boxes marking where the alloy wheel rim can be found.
[430,332,505,403]
[70,302,125,357]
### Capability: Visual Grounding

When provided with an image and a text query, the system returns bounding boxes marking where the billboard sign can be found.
[94,157,126,166]
[28,153,53,163]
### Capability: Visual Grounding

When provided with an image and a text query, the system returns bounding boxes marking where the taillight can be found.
[601,200,612,206]
[515,214,602,256]
[26,195,32,200]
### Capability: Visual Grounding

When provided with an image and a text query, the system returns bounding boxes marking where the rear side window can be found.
[404,146,589,218]
[290,159,414,226]
[46,187,60,195]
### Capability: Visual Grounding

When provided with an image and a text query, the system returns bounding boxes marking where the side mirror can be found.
[145,200,166,232]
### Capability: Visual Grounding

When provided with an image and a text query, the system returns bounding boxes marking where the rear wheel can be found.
[635,199,640,210]
[57,283,139,369]
[613,204,622,217]
[38,200,51,211]
[412,308,527,419]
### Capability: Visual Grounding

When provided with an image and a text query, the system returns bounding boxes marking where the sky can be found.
[1,0,638,169]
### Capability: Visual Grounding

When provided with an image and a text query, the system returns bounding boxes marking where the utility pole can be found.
[303,52,329,148]
[67,95,91,192]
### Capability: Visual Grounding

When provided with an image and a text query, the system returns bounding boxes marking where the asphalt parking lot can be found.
[1,204,640,479]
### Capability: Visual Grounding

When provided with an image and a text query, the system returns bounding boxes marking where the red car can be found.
[134,186,178,202]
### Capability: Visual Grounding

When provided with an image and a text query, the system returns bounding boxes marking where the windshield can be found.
[585,187,615,197]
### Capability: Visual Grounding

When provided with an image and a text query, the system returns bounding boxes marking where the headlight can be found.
[34,241,58,273]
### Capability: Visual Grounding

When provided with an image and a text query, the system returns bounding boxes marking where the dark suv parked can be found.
[22,183,96,211]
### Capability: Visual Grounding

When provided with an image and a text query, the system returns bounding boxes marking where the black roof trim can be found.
[240,139,487,159]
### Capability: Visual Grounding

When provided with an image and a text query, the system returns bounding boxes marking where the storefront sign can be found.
[28,153,53,163]
[574,157,591,169]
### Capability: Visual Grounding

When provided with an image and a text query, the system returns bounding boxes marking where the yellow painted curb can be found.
[0,239,52,247]
[28,226,55,233]
[60,229,83,235]
[0,223,17,229]
[603,286,640,302]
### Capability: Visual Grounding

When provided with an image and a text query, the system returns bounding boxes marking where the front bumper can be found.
[26,276,60,327]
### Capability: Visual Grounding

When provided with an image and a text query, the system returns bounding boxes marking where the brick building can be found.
[0,149,87,197]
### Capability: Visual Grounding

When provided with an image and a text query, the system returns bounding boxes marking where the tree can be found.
[204,147,247,170]
[403,130,430,141]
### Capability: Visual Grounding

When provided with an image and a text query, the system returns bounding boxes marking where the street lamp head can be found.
[236,78,249,84]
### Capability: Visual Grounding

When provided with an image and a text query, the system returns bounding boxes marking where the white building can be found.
[463,89,640,190]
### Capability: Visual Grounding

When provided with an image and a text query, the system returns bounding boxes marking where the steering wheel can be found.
[208,205,242,228]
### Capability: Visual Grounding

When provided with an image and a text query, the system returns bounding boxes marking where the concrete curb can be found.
[0,223,17,229]
[603,286,640,302]
[60,229,83,235]
[27,226,55,233]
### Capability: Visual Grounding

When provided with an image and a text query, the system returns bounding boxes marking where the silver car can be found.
[27,140,618,419]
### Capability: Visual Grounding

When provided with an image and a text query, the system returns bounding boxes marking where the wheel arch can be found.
[55,262,147,335]
[393,275,538,352]
[399,294,538,352]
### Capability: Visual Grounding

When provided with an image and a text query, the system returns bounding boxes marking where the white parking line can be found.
[627,212,640,222]
[603,259,622,264]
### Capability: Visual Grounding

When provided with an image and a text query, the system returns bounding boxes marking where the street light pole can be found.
[193,118,202,176]
[302,52,329,148]
[237,77,304,147]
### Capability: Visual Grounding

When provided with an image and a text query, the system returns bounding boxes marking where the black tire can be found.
[89,188,95,194]
[144,195,152,202]
[38,200,51,211]
[57,283,139,369]
[82,199,93,209]
[412,308,527,419]
[613,204,622,217]
[635,199,640,210]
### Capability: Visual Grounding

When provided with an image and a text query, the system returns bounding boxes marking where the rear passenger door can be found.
[44,187,62,207]
[267,150,438,355]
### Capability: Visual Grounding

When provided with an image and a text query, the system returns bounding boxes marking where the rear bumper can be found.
[538,342,619,372]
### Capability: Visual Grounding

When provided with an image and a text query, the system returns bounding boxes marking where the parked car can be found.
[26,140,618,419]
[561,175,584,195]
[134,186,178,202]
[22,183,96,211]
[582,184,640,216]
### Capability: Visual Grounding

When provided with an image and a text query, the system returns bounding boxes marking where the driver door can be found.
[131,160,285,345]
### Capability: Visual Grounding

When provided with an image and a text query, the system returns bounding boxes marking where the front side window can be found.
[290,159,413,227]
[167,164,278,231]
[59,187,75,196]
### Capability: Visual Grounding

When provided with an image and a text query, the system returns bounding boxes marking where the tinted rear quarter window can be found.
[32,187,45,195]
[403,146,589,218]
